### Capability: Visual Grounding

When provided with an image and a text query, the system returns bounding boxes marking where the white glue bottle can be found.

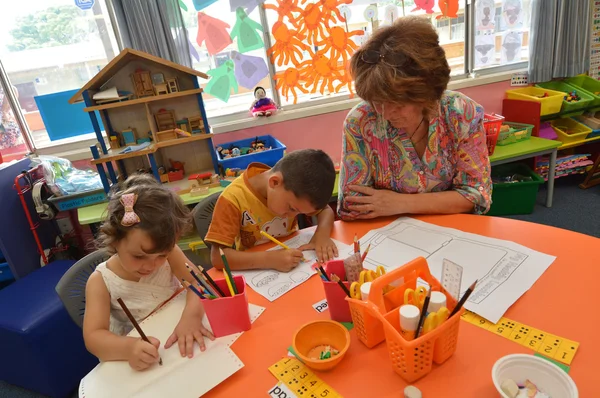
[399,304,420,341]
[360,282,372,301]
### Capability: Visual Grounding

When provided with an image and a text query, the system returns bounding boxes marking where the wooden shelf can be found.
[558,134,600,150]
[84,88,204,112]
[91,133,213,165]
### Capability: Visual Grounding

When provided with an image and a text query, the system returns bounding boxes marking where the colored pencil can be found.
[182,280,204,299]
[116,297,163,366]
[186,264,205,287]
[196,264,226,297]
[198,271,221,297]
[219,247,238,296]
[414,289,431,338]
[315,267,327,281]
[317,264,330,281]
[331,274,351,298]
[357,240,361,254]
[449,280,478,318]
[260,230,306,262]
[353,234,358,253]
[361,244,371,262]
[187,264,219,297]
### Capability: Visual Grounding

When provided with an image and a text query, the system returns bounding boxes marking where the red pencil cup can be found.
[202,275,251,338]
[322,260,352,323]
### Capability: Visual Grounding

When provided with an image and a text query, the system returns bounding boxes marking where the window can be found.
[0,0,119,149]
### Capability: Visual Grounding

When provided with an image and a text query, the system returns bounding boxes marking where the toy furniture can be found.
[154,83,169,95]
[68,49,219,194]
[0,260,98,397]
[131,70,155,97]
[122,127,137,144]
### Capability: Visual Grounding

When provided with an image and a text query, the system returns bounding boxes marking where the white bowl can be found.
[492,354,578,398]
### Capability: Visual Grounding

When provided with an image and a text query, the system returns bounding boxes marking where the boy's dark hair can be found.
[97,174,192,254]
[272,149,335,210]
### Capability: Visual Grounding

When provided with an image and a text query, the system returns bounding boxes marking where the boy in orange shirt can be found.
[206,149,337,272]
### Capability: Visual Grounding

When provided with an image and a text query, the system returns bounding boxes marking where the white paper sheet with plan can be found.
[233,229,352,302]
[347,217,556,323]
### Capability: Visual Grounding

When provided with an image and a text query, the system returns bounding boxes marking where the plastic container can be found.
[322,260,352,322]
[535,81,594,112]
[202,275,251,337]
[47,188,107,211]
[505,87,565,116]
[538,121,557,140]
[492,354,578,398]
[292,320,351,371]
[497,122,534,146]
[487,163,544,216]
[0,262,14,283]
[215,135,286,172]
[566,75,600,107]
[550,117,592,144]
[352,257,462,383]
[484,114,504,155]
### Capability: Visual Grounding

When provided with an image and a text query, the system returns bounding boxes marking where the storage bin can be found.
[505,87,565,116]
[550,117,592,144]
[483,114,504,155]
[535,81,594,112]
[487,163,544,216]
[215,135,286,172]
[48,189,107,211]
[565,75,600,107]
[497,122,534,146]
[0,262,14,283]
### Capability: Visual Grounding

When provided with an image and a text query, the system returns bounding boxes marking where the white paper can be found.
[79,292,265,398]
[476,0,496,31]
[346,217,556,323]
[312,298,329,313]
[501,0,523,30]
[501,30,523,64]
[268,382,296,398]
[474,33,495,68]
[233,229,352,302]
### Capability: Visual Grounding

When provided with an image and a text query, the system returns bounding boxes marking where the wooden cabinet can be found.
[131,70,155,97]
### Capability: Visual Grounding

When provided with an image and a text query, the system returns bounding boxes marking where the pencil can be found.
[219,247,238,296]
[415,289,431,339]
[315,267,328,281]
[260,230,306,262]
[198,272,221,297]
[186,264,206,288]
[196,264,226,297]
[187,264,219,297]
[182,280,204,299]
[449,280,478,318]
[361,244,371,262]
[318,264,330,281]
[331,274,351,298]
[353,234,358,253]
[116,298,163,366]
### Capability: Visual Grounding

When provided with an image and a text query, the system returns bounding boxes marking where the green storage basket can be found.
[535,81,594,112]
[487,163,544,216]
[565,75,600,107]
[497,122,534,146]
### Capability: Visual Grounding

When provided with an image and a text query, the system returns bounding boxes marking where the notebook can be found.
[79,292,265,398]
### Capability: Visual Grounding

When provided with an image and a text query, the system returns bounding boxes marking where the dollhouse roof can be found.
[68,48,209,104]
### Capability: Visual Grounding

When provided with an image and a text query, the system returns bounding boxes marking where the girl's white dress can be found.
[95,260,180,335]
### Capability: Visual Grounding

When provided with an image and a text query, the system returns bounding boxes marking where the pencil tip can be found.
[159,358,163,366]
[219,247,225,255]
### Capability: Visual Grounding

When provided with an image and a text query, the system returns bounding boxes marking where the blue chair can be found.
[0,260,98,398]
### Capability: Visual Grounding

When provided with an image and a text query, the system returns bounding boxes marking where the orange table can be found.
[205,215,598,397]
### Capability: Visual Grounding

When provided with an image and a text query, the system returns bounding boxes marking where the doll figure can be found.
[250,87,278,117]
[231,147,241,157]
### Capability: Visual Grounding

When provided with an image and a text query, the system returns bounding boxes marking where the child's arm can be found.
[83,272,160,370]
[165,246,215,358]
[298,205,338,263]
[210,244,303,272]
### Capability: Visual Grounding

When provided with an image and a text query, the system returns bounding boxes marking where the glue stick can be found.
[360,282,372,301]
[428,291,447,314]
[399,305,420,341]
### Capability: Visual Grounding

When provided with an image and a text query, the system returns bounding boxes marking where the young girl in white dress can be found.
[83,174,214,371]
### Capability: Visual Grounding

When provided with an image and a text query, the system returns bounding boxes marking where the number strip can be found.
[461,310,580,365]
[269,357,342,398]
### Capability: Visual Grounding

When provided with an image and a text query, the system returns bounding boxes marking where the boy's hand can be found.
[268,249,304,272]
[299,235,339,263]
[165,305,214,358]
[128,337,160,371]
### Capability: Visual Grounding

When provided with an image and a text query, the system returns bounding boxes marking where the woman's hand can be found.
[344,185,404,219]
[165,301,214,358]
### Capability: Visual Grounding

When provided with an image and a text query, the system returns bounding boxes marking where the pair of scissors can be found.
[350,266,388,299]
[404,286,427,309]
[422,307,450,335]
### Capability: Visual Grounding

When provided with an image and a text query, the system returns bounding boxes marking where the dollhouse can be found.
[68,48,219,193]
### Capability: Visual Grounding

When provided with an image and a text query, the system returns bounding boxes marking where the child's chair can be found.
[191,192,221,269]
[55,249,110,328]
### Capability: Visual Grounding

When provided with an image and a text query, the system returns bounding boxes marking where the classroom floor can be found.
[0,176,598,398]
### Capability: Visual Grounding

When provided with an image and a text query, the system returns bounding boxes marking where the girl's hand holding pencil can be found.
[129,337,161,371]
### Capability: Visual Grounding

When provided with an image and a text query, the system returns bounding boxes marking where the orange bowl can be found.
[292,320,351,371]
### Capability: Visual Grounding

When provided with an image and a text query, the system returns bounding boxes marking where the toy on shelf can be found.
[176,119,189,132]
[564,91,581,103]
[250,86,278,117]
[188,116,205,134]
[155,128,191,143]
[152,73,164,85]
[225,168,242,178]
[170,159,185,175]
[231,147,241,157]
[109,136,120,150]
[121,128,137,145]
[154,83,169,95]
[158,166,169,183]
[155,109,177,131]
[131,69,155,97]
[190,186,209,196]
[93,87,133,105]
[167,78,179,93]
